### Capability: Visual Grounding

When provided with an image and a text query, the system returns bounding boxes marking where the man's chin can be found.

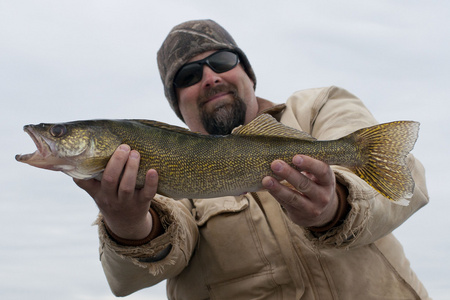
[201,99,247,135]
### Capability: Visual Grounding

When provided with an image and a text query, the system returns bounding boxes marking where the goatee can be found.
[200,87,247,135]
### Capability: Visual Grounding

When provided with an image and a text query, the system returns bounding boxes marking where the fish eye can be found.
[50,124,67,137]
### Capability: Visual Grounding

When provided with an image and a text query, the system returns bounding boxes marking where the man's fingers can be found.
[262,176,305,209]
[101,144,131,191]
[292,155,337,209]
[293,155,334,186]
[263,156,340,227]
[270,160,313,195]
[267,156,336,205]
[118,150,140,198]
[139,169,159,203]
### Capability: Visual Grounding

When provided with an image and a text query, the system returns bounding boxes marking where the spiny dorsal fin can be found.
[132,119,204,136]
[232,114,317,141]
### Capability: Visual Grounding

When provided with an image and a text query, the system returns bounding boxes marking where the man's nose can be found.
[201,65,222,88]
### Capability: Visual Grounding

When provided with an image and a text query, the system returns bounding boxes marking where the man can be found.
[75,20,430,299]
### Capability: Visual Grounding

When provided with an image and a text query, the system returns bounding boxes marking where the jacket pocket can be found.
[193,195,287,290]
[192,195,249,226]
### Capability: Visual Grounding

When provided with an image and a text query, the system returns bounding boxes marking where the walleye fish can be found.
[15,114,419,203]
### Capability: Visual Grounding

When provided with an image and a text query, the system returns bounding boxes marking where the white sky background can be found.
[1,0,449,299]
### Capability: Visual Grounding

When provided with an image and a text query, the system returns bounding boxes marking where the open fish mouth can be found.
[14,126,65,171]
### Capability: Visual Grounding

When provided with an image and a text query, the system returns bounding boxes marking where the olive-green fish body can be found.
[15,114,419,203]
[105,119,362,198]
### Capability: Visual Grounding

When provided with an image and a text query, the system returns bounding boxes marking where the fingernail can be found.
[148,169,158,179]
[293,155,303,166]
[272,161,283,172]
[119,144,130,152]
[262,177,274,188]
[130,151,139,159]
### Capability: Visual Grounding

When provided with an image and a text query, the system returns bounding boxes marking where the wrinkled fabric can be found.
[97,86,430,299]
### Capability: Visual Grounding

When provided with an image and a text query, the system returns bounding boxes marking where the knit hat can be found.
[157,19,257,121]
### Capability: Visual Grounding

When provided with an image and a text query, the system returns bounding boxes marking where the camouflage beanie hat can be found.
[157,19,257,121]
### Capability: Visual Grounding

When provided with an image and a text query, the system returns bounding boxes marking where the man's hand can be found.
[262,155,339,228]
[74,144,159,240]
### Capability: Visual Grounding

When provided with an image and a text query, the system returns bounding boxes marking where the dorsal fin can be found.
[232,114,317,141]
[131,119,204,136]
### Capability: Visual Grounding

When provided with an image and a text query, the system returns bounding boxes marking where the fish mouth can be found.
[15,127,50,160]
[15,126,66,170]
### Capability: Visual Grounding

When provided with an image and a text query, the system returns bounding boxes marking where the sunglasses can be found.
[173,50,240,88]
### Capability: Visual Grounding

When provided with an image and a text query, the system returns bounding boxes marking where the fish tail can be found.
[349,121,419,204]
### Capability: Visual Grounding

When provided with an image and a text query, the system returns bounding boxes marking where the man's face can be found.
[176,50,258,135]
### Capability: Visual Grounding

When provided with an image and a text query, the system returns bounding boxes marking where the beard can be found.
[199,86,247,135]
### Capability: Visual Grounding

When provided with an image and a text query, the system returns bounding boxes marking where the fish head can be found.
[15,121,121,180]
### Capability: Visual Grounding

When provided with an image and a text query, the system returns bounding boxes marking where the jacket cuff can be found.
[96,195,197,276]
[308,181,350,233]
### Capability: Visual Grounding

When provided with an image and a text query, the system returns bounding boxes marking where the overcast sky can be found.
[1,1,449,299]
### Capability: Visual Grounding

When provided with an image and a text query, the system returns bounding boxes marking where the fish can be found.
[15,114,419,204]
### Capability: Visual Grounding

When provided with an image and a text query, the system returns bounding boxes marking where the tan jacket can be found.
[97,86,430,299]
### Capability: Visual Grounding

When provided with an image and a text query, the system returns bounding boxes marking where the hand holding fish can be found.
[74,145,159,240]
[262,155,339,228]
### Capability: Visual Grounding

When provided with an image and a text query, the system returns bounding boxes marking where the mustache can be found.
[198,85,237,108]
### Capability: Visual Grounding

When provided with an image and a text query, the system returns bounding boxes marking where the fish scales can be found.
[120,129,355,198]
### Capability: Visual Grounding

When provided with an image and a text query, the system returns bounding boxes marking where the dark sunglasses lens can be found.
[174,63,202,87]
[209,51,239,73]
[174,51,239,88]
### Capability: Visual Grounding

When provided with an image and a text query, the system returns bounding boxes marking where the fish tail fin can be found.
[349,121,419,205]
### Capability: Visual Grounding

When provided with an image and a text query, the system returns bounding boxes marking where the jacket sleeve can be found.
[282,86,429,248]
[96,195,198,297]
